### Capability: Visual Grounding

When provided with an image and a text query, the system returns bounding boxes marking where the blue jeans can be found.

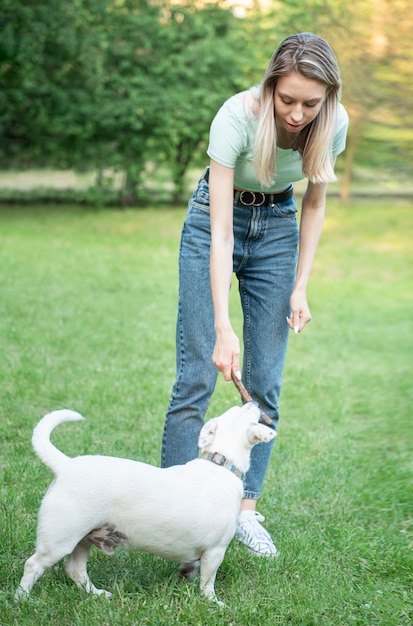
[161,173,299,499]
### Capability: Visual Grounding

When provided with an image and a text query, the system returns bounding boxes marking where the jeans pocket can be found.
[273,197,298,219]
[189,177,210,214]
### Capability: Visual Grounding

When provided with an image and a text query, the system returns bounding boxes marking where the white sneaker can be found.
[235,511,279,557]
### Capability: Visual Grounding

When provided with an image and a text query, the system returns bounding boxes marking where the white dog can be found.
[16,403,275,605]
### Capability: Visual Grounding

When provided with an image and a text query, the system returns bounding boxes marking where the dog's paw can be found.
[92,588,112,599]
[202,590,226,608]
[14,587,29,603]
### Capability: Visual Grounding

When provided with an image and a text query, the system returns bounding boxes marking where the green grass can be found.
[0,198,412,625]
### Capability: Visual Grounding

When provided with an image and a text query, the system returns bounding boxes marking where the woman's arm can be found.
[287,180,327,333]
[209,159,241,380]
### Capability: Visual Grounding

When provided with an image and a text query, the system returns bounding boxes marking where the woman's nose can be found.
[290,104,304,121]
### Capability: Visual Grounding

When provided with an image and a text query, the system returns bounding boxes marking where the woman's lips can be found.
[285,121,303,132]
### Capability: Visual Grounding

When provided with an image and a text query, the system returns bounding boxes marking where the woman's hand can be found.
[212,326,241,381]
[286,288,312,333]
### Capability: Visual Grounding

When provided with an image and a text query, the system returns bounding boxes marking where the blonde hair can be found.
[254,33,342,187]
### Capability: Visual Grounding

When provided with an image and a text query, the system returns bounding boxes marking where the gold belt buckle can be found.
[239,190,266,206]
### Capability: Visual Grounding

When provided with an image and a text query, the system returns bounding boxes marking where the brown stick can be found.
[231,369,272,426]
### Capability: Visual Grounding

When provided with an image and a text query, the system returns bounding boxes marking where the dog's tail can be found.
[32,410,85,474]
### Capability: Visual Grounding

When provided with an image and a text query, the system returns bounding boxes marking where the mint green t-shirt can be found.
[207,93,349,193]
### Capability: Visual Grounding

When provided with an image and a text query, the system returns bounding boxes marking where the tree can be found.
[1,0,410,203]
[90,0,165,204]
[0,0,108,168]
[149,2,248,203]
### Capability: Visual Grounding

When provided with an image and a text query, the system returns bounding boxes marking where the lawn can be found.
[0,197,412,625]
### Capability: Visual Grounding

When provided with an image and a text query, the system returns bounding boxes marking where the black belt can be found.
[202,168,293,207]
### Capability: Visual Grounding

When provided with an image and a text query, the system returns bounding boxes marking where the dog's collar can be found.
[200,452,245,481]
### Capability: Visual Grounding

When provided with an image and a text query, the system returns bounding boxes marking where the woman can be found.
[161,33,349,556]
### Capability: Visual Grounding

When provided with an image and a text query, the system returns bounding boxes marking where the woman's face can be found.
[274,71,327,135]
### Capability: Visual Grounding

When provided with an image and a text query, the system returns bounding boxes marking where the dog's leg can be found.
[65,539,112,598]
[15,547,67,601]
[199,546,227,607]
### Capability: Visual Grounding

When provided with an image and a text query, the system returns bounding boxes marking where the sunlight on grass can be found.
[0,199,412,625]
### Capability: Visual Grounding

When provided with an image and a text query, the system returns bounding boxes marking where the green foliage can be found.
[0,0,411,204]
[149,2,248,203]
[0,0,108,167]
[0,0,250,203]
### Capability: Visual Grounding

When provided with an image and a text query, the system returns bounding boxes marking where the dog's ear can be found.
[247,424,276,445]
[198,418,218,449]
